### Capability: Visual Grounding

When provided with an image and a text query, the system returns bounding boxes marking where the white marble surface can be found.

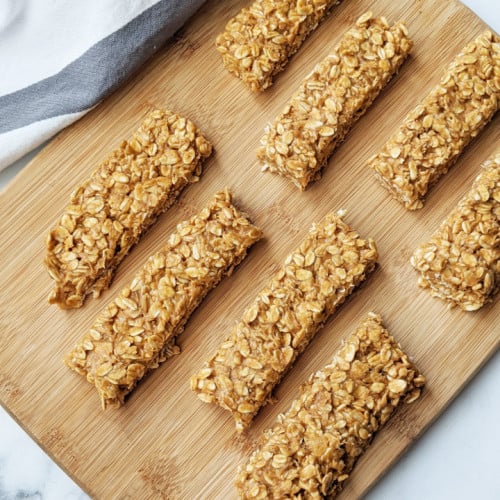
[1,1,499,498]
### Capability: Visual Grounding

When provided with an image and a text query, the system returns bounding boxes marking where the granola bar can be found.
[257,13,412,190]
[65,190,262,408]
[45,109,213,309]
[236,313,425,499]
[368,30,500,210]
[411,153,500,310]
[191,211,378,431]
[216,0,342,93]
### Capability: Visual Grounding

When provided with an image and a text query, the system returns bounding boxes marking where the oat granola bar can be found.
[191,211,378,431]
[368,30,500,210]
[65,190,262,408]
[216,0,342,93]
[236,313,425,499]
[257,13,412,190]
[411,153,500,311]
[45,109,213,309]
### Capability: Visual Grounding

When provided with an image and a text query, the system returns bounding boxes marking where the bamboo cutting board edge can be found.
[0,0,499,498]
[351,345,499,495]
[2,326,498,498]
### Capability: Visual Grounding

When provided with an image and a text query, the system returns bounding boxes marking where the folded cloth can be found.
[0,0,206,171]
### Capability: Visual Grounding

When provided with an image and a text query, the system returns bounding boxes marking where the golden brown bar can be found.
[216,0,342,92]
[191,211,378,431]
[257,13,412,189]
[411,153,500,310]
[45,109,212,309]
[65,190,262,408]
[368,31,500,210]
[236,313,425,499]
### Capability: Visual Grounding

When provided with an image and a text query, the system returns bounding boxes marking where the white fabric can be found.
[0,110,89,170]
[0,0,158,95]
[0,0,205,171]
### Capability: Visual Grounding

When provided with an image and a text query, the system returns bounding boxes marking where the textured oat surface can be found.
[257,13,413,189]
[216,0,341,92]
[411,153,500,310]
[65,190,262,408]
[368,30,500,210]
[236,313,425,499]
[2,1,499,498]
[191,211,378,431]
[45,109,212,309]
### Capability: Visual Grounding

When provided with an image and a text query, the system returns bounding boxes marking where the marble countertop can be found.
[1,1,499,498]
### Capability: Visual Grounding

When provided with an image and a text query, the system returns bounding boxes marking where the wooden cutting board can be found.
[0,0,498,498]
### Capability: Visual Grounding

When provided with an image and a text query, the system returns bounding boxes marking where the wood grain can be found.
[0,0,498,498]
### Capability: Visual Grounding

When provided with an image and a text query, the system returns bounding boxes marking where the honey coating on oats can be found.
[368,30,500,210]
[45,109,212,309]
[411,153,500,310]
[216,0,342,92]
[236,313,425,499]
[257,13,413,190]
[191,211,378,431]
[65,190,262,408]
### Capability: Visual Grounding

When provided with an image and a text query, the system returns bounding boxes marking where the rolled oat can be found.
[236,313,425,499]
[411,153,500,310]
[216,0,342,92]
[65,190,262,408]
[45,109,212,308]
[368,31,500,210]
[191,211,377,431]
[258,13,413,189]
